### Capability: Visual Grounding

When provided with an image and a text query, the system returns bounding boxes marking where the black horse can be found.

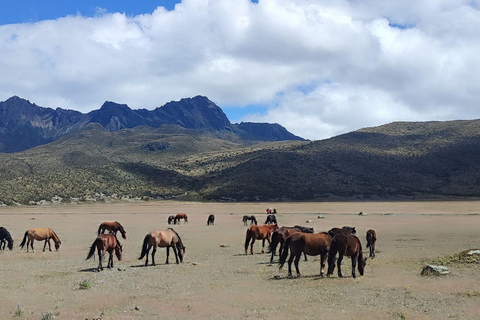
[242,215,257,226]
[207,214,215,226]
[167,215,175,225]
[0,227,14,250]
[293,225,314,233]
[265,214,277,225]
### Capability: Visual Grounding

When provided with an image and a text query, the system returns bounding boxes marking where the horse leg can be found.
[250,238,256,255]
[43,240,48,252]
[371,244,375,258]
[270,240,278,263]
[262,239,266,254]
[165,247,170,264]
[108,252,113,268]
[351,255,357,278]
[293,253,301,277]
[304,252,308,261]
[30,239,35,253]
[287,251,295,277]
[98,250,104,271]
[151,247,156,266]
[320,253,327,277]
[48,239,52,251]
[337,254,344,278]
[144,245,151,266]
[172,245,179,264]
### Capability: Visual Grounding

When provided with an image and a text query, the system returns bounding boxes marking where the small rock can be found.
[421,265,450,276]
[134,306,140,311]
[306,220,312,223]
[317,215,325,219]
[467,250,480,256]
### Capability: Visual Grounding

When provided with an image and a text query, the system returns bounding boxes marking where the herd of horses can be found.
[1,210,377,279]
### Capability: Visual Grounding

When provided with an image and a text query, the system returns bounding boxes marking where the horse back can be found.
[333,234,362,256]
[302,233,331,255]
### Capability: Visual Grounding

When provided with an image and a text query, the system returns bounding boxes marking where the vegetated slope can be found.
[2,119,480,204]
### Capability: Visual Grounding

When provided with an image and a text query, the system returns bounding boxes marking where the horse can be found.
[366,229,377,258]
[207,214,215,226]
[279,232,332,277]
[86,234,122,270]
[269,226,313,263]
[328,226,356,238]
[265,214,277,225]
[174,213,188,224]
[242,215,257,226]
[97,221,127,240]
[293,225,314,233]
[168,215,175,225]
[138,228,186,266]
[244,224,278,255]
[327,234,367,278]
[0,227,14,250]
[20,228,61,252]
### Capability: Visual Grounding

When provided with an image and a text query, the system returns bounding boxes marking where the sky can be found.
[1,0,480,140]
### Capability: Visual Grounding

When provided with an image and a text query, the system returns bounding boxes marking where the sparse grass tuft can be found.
[78,279,92,290]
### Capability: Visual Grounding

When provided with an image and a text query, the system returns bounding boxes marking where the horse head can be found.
[54,241,61,251]
[7,238,14,250]
[115,244,123,261]
[359,256,367,275]
[177,244,185,263]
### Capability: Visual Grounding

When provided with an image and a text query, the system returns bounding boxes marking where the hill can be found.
[2,118,480,205]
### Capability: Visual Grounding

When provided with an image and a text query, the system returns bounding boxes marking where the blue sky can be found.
[1,0,480,140]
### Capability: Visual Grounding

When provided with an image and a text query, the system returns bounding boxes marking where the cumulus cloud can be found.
[1,0,480,140]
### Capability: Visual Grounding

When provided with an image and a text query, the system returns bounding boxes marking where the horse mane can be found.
[115,221,126,234]
[168,228,185,249]
[49,228,61,243]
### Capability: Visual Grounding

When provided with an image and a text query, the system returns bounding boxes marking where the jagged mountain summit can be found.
[0,95,304,153]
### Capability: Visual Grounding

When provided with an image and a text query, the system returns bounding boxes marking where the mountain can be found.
[2,117,480,205]
[0,96,304,153]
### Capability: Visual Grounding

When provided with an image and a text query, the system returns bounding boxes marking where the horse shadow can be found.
[78,267,101,273]
[270,274,323,281]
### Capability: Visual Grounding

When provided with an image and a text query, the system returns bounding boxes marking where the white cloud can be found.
[1,0,480,140]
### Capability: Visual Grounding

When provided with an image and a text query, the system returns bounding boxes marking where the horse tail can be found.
[244,228,252,254]
[327,237,339,275]
[116,222,127,239]
[86,238,100,260]
[97,223,103,235]
[20,231,28,248]
[138,234,151,260]
[278,236,292,270]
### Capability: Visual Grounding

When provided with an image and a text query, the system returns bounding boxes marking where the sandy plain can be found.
[1,200,480,319]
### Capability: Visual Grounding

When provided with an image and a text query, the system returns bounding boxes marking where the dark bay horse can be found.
[293,225,314,233]
[138,228,185,266]
[174,213,188,224]
[86,234,122,270]
[244,224,278,255]
[168,215,175,225]
[98,221,127,239]
[269,226,313,263]
[207,214,215,225]
[243,215,257,225]
[20,227,61,252]
[265,214,277,225]
[0,227,14,250]
[366,229,377,258]
[327,234,366,278]
[328,226,356,238]
[279,232,332,277]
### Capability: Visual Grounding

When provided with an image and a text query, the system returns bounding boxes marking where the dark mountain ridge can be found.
[0,95,304,153]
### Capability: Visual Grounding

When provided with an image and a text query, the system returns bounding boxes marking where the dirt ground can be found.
[1,200,480,320]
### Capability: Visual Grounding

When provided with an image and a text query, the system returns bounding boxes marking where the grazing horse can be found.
[244,224,278,255]
[265,214,277,225]
[168,215,175,225]
[242,215,257,226]
[327,234,366,278]
[174,213,188,224]
[0,227,14,250]
[86,234,122,270]
[20,228,61,252]
[366,229,377,258]
[293,225,314,233]
[138,228,186,266]
[269,226,314,263]
[279,232,332,277]
[207,214,215,226]
[97,221,127,240]
[328,226,356,238]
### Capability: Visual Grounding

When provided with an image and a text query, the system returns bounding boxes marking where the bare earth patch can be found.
[1,200,480,319]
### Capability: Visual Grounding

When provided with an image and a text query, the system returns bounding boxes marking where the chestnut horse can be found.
[174,213,188,224]
[97,221,127,239]
[86,234,122,270]
[327,234,366,278]
[279,232,332,277]
[244,224,278,255]
[366,229,377,258]
[20,227,61,252]
[0,227,14,250]
[138,228,185,266]
[269,226,313,263]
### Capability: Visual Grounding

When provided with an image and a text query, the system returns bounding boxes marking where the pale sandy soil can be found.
[1,200,480,319]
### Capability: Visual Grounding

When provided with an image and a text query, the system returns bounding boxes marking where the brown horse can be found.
[97,221,127,239]
[269,226,313,263]
[366,229,377,258]
[279,232,332,277]
[327,234,366,278]
[20,227,61,252]
[86,234,122,270]
[244,224,278,255]
[174,213,188,224]
[138,228,186,266]
[328,226,356,238]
